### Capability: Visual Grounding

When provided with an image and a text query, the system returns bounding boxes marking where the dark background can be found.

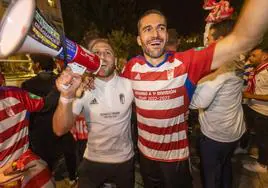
[60,0,244,43]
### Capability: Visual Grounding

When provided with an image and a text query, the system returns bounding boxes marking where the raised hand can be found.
[56,67,83,99]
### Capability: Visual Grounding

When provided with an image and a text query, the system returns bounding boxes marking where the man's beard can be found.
[143,46,165,58]
[97,65,115,78]
[142,38,166,58]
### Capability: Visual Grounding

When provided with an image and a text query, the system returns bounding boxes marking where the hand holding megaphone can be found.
[56,67,94,100]
[0,0,101,75]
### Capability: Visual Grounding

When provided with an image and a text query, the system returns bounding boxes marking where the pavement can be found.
[55,136,268,188]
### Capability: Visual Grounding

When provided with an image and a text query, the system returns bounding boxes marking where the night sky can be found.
[136,0,206,35]
[61,0,243,42]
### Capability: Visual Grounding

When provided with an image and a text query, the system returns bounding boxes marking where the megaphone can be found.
[0,0,101,75]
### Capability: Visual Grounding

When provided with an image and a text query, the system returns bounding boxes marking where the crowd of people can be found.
[1,0,268,187]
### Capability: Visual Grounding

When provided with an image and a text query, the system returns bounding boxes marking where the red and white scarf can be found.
[246,62,268,93]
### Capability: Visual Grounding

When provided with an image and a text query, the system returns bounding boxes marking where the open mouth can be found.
[149,40,162,47]
[101,62,107,68]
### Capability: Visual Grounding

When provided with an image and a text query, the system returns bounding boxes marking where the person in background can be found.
[190,20,245,188]
[70,114,88,165]
[242,47,268,173]
[21,55,77,185]
[0,86,57,187]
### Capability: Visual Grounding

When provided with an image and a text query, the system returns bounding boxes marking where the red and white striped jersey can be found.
[121,45,215,162]
[71,115,88,141]
[0,87,44,168]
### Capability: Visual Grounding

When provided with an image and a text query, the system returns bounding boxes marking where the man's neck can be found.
[144,53,166,66]
[97,72,115,82]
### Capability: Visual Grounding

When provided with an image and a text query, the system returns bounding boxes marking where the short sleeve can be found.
[179,43,216,85]
[18,89,44,112]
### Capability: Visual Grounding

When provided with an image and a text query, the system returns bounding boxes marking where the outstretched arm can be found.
[211,0,268,70]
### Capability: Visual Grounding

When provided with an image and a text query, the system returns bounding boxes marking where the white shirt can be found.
[190,71,246,142]
[73,74,134,163]
[248,68,268,116]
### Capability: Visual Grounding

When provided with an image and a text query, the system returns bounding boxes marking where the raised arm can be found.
[211,0,268,70]
[53,68,82,136]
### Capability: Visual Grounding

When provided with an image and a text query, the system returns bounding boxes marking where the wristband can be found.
[60,96,74,104]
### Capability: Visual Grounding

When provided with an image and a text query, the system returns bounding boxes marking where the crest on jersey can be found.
[119,93,125,104]
[167,69,174,80]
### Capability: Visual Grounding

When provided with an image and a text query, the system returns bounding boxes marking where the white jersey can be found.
[248,68,268,116]
[73,74,134,163]
[190,71,246,142]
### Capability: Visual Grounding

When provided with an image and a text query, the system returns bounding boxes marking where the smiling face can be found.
[137,13,168,61]
[248,49,264,66]
[90,40,116,80]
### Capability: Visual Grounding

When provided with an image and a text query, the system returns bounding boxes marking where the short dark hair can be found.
[137,9,167,33]
[30,55,54,71]
[210,20,235,40]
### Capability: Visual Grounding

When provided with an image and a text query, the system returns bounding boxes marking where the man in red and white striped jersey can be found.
[0,87,56,187]
[121,0,268,187]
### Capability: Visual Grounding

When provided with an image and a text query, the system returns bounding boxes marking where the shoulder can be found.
[123,56,146,70]
[0,86,27,100]
[0,86,24,93]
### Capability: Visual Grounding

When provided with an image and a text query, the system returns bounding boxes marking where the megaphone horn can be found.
[0,0,101,75]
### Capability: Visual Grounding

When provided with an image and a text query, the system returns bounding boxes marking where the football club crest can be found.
[167,69,174,80]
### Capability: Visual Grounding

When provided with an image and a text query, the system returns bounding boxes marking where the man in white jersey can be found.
[190,20,246,188]
[120,1,268,187]
[53,38,135,188]
[243,47,268,173]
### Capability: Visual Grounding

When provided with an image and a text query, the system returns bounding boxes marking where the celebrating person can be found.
[190,20,245,188]
[120,0,268,187]
[53,38,135,188]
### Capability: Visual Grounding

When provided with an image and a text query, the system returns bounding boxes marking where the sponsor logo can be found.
[90,98,98,104]
[134,73,141,80]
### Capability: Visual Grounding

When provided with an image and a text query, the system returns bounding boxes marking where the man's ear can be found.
[137,36,142,46]
[262,53,268,61]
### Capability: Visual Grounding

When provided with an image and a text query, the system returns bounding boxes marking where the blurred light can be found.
[48,0,56,8]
